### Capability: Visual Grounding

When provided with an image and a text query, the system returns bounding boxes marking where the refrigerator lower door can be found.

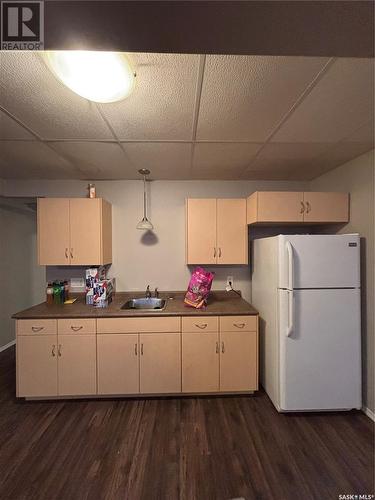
[279,288,361,411]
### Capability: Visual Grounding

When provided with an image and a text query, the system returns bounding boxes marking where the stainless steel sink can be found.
[121,297,167,311]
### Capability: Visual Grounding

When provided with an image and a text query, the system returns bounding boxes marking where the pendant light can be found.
[136,169,154,230]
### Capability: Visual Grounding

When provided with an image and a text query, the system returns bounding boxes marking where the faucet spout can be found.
[145,285,151,299]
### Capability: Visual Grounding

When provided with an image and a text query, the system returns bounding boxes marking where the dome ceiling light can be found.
[44,51,135,103]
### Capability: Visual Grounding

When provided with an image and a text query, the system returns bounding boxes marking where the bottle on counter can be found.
[46,282,54,305]
[53,282,61,304]
[64,280,70,302]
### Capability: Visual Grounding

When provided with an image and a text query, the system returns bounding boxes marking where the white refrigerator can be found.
[252,234,362,412]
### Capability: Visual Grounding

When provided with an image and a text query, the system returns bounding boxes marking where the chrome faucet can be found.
[154,287,159,298]
[145,285,151,299]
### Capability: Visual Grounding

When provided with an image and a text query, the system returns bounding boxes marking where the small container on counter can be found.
[46,283,54,305]
[64,280,70,301]
[88,183,96,199]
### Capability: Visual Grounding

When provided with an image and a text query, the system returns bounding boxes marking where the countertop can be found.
[12,291,258,319]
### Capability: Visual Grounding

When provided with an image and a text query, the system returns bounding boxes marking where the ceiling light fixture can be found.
[44,51,135,103]
[136,169,154,231]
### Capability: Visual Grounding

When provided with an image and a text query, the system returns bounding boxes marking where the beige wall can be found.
[3,179,309,306]
[310,150,375,414]
[0,204,45,347]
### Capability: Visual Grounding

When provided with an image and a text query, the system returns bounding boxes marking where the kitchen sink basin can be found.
[121,297,167,311]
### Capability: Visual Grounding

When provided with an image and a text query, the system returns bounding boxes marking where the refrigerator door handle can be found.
[286,241,294,337]
[286,241,294,290]
[287,290,294,337]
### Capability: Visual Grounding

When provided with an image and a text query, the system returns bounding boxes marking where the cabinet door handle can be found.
[65,248,69,259]
[221,341,225,353]
[51,345,56,357]
[216,341,219,354]
[70,248,73,259]
[233,323,245,329]
[70,326,83,332]
[218,247,222,258]
[141,343,144,356]
[300,201,305,214]
[134,343,138,356]
[214,247,216,258]
[31,326,44,332]
[195,323,208,329]
[58,344,62,357]
[306,201,311,213]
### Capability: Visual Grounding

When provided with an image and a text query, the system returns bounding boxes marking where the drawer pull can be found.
[195,323,208,329]
[31,326,44,332]
[233,323,245,329]
[70,326,83,332]
[51,345,56,357]
[221,341,225,353]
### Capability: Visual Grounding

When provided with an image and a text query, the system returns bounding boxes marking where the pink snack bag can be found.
[184,267,214,309]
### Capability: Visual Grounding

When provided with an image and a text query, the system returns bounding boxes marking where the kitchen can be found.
[0,2,374,499]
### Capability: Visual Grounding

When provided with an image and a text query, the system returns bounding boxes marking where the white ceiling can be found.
[0,52,373,180]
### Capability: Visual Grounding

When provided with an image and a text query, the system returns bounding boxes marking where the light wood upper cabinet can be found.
[38,198,70,265]
[17,335,58,397]
[57,334,97,396]
[303,192,349,223]
[97,334,139,395]
[220,331,258,392]
[140,333,181,394]
[186,198,217,264]
[217,199,248,264]
[38,198,112,266]
[186,198,247,265]
[247,191,349,225]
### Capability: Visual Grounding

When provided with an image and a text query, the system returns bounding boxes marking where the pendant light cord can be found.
[143,174,147,219]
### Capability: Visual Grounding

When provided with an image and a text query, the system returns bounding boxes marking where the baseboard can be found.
[362,406,375,422]
[0,339,15,353]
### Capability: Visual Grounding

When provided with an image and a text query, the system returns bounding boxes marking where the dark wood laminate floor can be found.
[0,346,373,500]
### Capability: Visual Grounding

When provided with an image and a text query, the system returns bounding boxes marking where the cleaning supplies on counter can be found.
[85,267,115,307]
[184,267,214,309]
[46,281,71,305]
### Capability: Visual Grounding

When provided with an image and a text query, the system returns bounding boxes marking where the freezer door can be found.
[279,288,361,411]
[278,234,360,289]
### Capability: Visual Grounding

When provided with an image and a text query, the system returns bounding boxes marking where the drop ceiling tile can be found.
[100,53,199,140]
[121,142,192,179]
[0,52,113,140]
[49,142,134,179]
[196,55,329,142]
[0,141,78,179]
[192,142,262,179]
[0,110,36,140]
[272,58,374,143]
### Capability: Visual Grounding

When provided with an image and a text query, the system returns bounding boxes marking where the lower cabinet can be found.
[17,335,58,397]
[182,332,219,392]
[97,334,139,394]
[140,333,181,393]
[57,335,96,396]
[219,331,258,392]
[96,332,181,395]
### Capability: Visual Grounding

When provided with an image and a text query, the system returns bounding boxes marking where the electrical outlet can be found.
[226,276,234,288]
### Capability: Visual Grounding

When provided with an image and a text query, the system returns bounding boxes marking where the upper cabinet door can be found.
[217,199,248,264]
[69,199,102,265]
[38,198,70,265]
[247,191,304,224]
[303,192,349,223]
[186,199,217,264]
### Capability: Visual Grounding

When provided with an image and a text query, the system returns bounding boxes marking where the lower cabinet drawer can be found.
[220,315,258,332]
[58,318,96,335]
[182,316,218,333]
[17,319,57,336]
